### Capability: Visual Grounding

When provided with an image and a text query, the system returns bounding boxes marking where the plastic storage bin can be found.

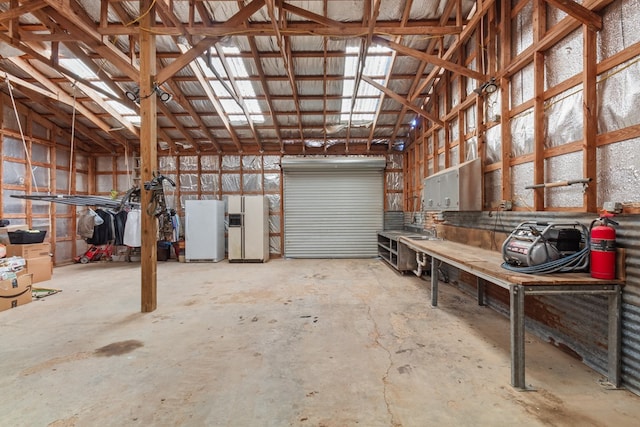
[8,230,46,244]
[157,241,172,261]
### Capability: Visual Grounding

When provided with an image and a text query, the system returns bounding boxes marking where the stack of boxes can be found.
[5,242,52,283]
[0,270,32,312]
[0,225,53,312]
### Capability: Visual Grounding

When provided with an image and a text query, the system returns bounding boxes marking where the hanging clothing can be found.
[86,209,113,245]
[113,211,128,246]
[171,214,181,242]
[123,210,141,247]
[77,209,96,239]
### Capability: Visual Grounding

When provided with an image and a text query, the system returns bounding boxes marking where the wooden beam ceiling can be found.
[0,0,491,155]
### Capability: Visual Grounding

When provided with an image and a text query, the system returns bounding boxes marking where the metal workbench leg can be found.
[431,257,438,307]
[477,278,486,306]
[608,285,622,388]
[510,284,526,389]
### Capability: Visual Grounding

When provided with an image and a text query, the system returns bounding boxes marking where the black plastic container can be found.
[8,230,47,244]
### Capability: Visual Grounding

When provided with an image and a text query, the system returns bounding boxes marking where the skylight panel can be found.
[222,46,249,78]
[59,59,141,128]
[221,98,244,115]
[340,44,392,124]
[209,56,229,78]
[93,81,118,97]
[105,100,137,116]
[59,58,97,80]
[197,48,265,125]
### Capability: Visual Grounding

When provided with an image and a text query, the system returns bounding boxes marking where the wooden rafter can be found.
[544,0,602,31]
[247,35,285,152]
[389,0,492,150]
[42,2,139,81]
[0,0,562,155]
[264,0,305,150]
[0,0,46,22]
[372,36,486,82]
[163,79,222,153]
[156,0,265,85]
[215,46,262,151]
[95,21,464,38]
[361,76,444,127]
[367,0,413,152]
[346,0,382,151]
[321,0,329,152]
[386,0,453,149]
[0,74,114,152]
[9,57,127,142]
[179,44,243,151]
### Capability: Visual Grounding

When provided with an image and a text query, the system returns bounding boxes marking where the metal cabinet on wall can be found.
[422,158,481,211]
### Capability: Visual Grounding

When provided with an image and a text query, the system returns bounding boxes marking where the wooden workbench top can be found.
[399,237,625,287]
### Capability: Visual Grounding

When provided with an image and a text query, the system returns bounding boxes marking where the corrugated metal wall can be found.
[384,211,404,230]
[283,169,383,258]
[427,211,640,394]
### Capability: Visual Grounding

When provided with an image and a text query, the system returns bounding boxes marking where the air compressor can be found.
[502,221,590,274]
[590,214,618,280]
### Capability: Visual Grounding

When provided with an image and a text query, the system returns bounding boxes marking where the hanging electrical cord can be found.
[68,82,78,195]
[6,75,39,194]
[501,223,591,274]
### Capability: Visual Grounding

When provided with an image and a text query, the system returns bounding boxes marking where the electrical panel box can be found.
[422,158,482,211]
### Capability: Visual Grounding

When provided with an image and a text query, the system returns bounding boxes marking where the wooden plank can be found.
[596,123,640,147]
[500,75,511,203]
[533,50,545,210]
[583,26,597,212]
[435,224,510,252]
[0,0,45,22]
[43,6,139,82]
[399,238,624,286]
[529,3,546,219]
[373,36,487,82]
[156,0,265,84]
[139,0,158,313]
[504,0,614,77]
[544,0,602,32]
[361,76,444,126]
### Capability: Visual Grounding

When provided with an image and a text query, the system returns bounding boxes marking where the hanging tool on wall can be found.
[525,178,591,192]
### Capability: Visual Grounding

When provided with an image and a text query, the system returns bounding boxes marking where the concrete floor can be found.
[1,258,639,427]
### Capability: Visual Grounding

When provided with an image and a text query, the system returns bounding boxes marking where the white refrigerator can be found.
[185,200,225,262]
[228,195,269,262]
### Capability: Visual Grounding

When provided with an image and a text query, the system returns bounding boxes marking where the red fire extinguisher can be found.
[590,213,618,280]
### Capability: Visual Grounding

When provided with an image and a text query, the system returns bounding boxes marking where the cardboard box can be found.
[26,256,52,283]
[5,242,51,259]
[0,225,29,245]
[0,274,33,312]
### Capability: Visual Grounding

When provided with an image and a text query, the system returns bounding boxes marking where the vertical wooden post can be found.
[500,0,512,204]
[532,0,546,210]
[443,73,450,169]
[533,51,545,211]
[433,95,440,174]
[139,0,158,313]
[583,26,597,212]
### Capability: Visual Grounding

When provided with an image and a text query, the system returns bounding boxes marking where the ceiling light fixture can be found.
[125,84,173,104]
[474,77,498,95]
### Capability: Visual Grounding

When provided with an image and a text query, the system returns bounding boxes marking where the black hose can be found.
[502,223,590,274]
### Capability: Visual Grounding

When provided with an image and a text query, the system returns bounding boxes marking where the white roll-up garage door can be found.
[282,157,385,258]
